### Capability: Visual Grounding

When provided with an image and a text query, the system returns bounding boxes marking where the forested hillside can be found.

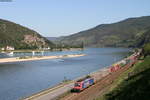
[135,29,150,47]
[59,16,150,47]
[0,19,54,50]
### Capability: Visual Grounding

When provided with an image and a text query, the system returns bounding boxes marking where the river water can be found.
[0,48,131,100]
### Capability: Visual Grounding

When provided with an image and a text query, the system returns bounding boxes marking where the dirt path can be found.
[60,64,132,100]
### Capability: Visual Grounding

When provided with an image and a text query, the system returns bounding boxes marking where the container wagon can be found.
[109,64,121,73]
[72,76,94,92]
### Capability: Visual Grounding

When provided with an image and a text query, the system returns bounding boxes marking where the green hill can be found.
[59,16,150,47]
[0,19,54,50]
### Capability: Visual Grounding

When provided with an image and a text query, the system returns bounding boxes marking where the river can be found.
[0,48,131,100]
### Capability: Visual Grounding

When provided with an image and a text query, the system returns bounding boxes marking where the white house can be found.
[6,46,15,50]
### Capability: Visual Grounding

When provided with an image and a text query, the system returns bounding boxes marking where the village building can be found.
[43,47,51,50]
[6,46,15,50]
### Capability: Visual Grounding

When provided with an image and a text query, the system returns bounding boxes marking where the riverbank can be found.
[0,54,85,63]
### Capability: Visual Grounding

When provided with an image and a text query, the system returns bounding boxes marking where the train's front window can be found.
[75,83,80,87]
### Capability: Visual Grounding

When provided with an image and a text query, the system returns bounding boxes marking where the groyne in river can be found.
[0,54,85,63]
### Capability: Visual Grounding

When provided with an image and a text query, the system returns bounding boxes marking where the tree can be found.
[81,41,84,49]
[143,43,150,57]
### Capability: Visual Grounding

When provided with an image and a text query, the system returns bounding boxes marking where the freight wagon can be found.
[72,76,94,92]
[109,64,121,72]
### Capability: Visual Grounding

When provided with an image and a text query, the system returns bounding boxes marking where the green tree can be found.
[143,43,150,57]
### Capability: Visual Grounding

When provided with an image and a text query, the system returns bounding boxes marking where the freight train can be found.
[109,52,140,73]
[72,51,140,92]
[72,76,94,92]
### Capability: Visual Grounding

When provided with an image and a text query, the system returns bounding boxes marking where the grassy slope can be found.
[96,56,150,100]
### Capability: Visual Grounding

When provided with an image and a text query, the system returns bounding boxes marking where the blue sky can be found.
[0,0,150,37]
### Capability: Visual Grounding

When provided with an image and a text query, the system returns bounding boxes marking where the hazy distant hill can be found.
[0,19,54,50]
[59,16,150,47]
[46,36,65,42]
[46,37,58,41]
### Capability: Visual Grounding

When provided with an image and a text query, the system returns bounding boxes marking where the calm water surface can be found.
[0,48,131,100]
